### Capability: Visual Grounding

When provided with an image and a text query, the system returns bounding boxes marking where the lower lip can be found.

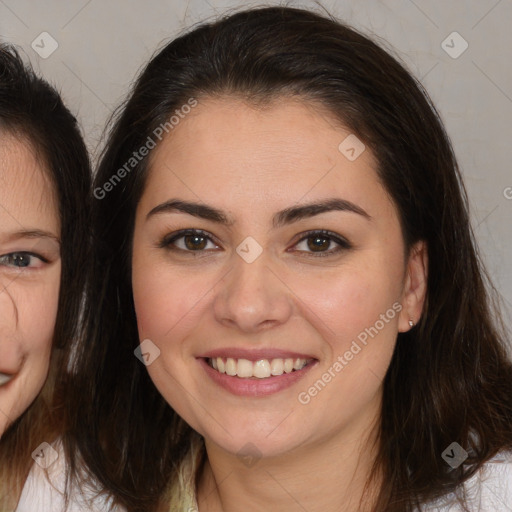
[198,358,317,397]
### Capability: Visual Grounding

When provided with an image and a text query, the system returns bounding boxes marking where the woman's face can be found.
[0,134,61,435]
[132,98,427,458]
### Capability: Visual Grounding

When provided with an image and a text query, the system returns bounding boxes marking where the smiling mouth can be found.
[207,357,315,378]
[0,372,15,387]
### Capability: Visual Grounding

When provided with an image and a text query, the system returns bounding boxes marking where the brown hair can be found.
[0,45,91,509]
[65,6,512,511]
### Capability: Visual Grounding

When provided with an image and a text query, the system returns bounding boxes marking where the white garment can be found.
[417,451,512,511]
[15,441,122,512]
[176,445,512,512]
[15,441,512,512]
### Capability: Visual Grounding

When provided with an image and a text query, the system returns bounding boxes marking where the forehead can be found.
[144,97,381,204]
[0,132,59,231]
[152,96,352,159]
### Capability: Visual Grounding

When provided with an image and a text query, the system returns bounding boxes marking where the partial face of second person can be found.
[132,98,427,459]
[0,133,61,435]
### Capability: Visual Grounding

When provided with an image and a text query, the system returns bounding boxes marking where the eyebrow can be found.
[1,229,61,245]
[147,198,371,228]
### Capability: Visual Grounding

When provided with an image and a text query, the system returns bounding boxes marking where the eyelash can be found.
[159,229,352,257]
[0,251,48,269]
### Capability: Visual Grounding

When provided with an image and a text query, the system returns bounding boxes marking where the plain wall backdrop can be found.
[1,0,511,335]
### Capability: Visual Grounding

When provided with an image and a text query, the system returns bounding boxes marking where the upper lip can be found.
[0,370,16,376]
[199,348,317,362]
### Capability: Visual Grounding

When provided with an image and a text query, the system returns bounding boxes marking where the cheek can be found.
[131,262,213,416]
[131,210,224,337]
[0,272,60,430]
[288,262,403,429]
[294,255,403,343]
[19,276,60,372]
[132,260,212,348]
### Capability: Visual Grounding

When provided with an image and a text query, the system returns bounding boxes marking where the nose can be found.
[213,248,294,334]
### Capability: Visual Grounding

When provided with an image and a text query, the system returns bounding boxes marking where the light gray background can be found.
[1,0,511,334]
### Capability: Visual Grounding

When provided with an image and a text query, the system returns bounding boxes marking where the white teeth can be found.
[284,358,294,373]
[270,358,284,375]
[237,358,253,378]
[209,357,309,378]
[0,373,14,386]
[293,358,303,370]
[225,358,237,376]
[253,360,271,379]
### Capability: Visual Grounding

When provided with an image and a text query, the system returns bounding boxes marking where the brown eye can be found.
[160,229,219,253]
[307,235,331,252]
[292,230,351,257]
[183,233,208,250]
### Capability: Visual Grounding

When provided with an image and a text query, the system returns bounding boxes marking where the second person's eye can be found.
[0,252,48,269]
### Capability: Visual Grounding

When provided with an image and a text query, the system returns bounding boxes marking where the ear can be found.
[398,240,428,333]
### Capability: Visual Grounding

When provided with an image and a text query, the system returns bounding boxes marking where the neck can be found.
[197,397,383,512]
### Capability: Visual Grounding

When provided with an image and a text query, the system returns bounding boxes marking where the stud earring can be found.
[408,319,415,328]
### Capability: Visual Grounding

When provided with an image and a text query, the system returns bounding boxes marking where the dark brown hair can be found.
[65,6,512,511]
[0,44,91,508]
